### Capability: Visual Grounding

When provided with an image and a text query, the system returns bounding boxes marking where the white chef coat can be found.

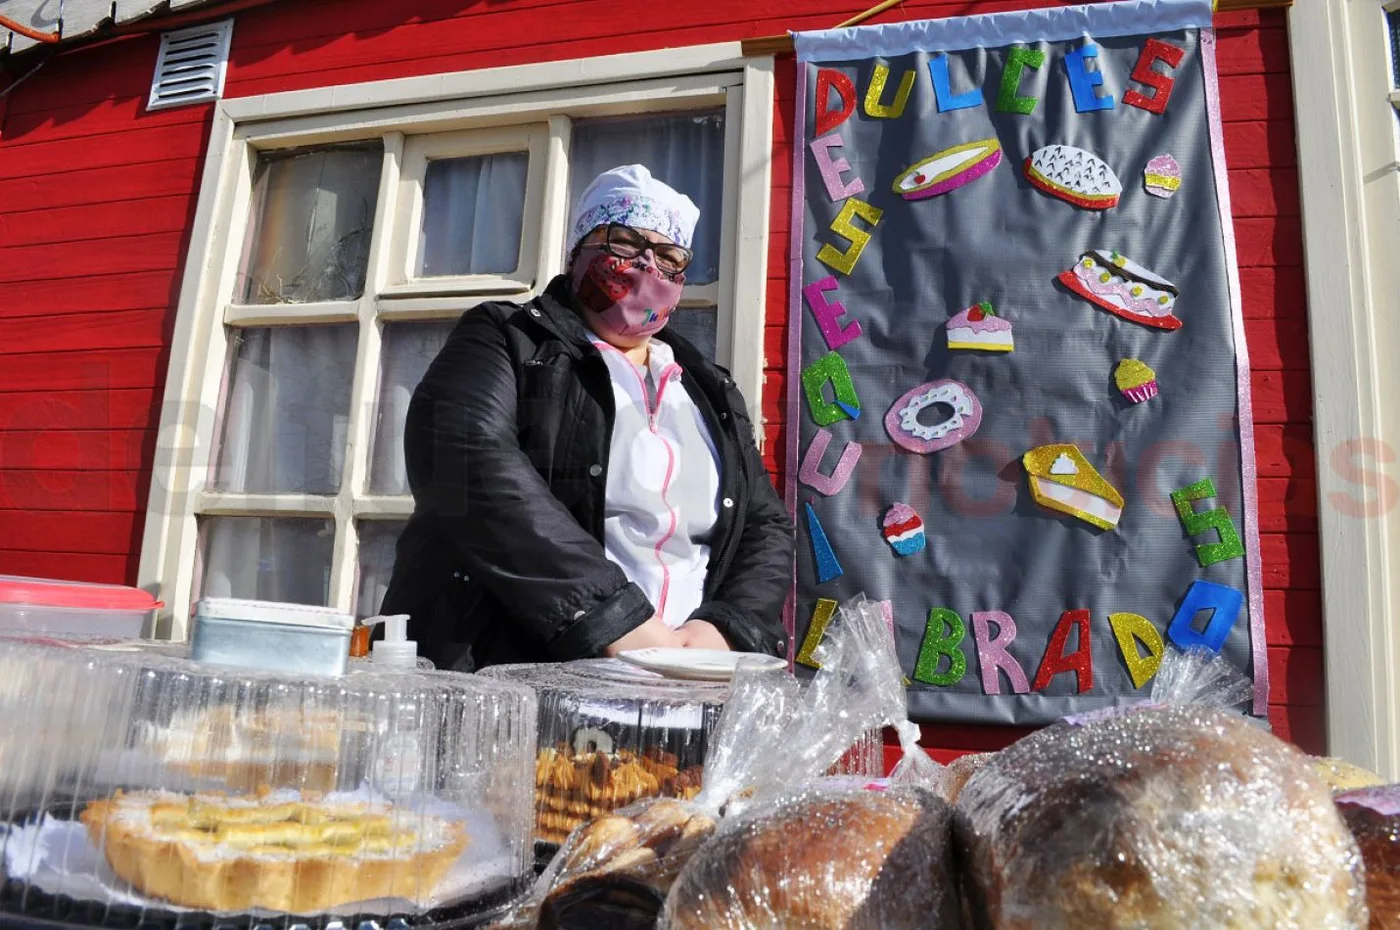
[593,338,722,629]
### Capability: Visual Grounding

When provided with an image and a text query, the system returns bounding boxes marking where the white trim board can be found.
[1289,0,1400,779]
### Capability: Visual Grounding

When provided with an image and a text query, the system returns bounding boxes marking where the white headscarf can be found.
[568,164,700,254]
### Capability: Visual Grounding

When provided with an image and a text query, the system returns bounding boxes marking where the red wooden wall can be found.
[0,0,1322,753]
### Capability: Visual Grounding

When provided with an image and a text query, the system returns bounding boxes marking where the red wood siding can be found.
[0,1,1322,752]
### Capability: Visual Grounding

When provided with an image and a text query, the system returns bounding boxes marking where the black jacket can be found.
[380,275,795,671]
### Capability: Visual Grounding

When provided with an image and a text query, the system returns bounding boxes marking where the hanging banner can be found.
[785,0,1267,724]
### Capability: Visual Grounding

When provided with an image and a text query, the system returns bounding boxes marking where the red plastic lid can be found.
[0,575,163,611]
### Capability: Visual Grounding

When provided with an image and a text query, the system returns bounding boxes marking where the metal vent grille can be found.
[148,19,234,111]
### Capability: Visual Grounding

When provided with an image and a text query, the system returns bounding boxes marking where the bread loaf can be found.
[955,706,1367,929]
[1336,787,1400,929]
[663,786,961,929]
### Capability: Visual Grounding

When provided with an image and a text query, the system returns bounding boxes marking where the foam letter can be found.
[795,597,839,668]
[816,198,883,276]
[929,54,983,111]
[798,428,862,496]
[913,608,968,686]
[809,133,865,203]
[801,351,861,427]
[1032,608,1094,693]
[1167,581,1243,654]
[815,69,857,135]
[1171,478,1246,566]
[863,62,916,119]
[804,502,844,584]
[803,275,862,350]
[1109,612,1164,689]
[1124,38,1185,115]
[1064,42,1115,112]
[971,610,1031,695]
[996,46,1046,115]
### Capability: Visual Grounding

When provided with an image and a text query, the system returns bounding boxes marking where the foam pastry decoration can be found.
[1024,144,1122,210]
[1059,250,1183,331]
[804,502,844,584]
[795,597,839,669]
[809,134,866,203]
[1023,443,1125,531]
[971,611,1031,695]
[1166,580,1244,654]
[881,502,926,556]
[1170,478,1246,566]
[1143,154,1182,199]
[1109,612,1165,689]
[1115,358,1159,403]
[914,608,968,687]
[798,428,862,496]
[891,138,1002,201]
[863,62,917,119]
[801,351,861,427]
[885,379,984,455]
[816,198,883,276]
[803,276,862,351]
[946,301,1013,352]
[996,46,1046,115]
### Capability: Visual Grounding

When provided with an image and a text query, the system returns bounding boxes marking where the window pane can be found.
[666,305,717,362]
[201,516,334,605]
[357,521,407,618]
[213,325,358,495]
[1390,8,1400,88]
[569,111,725,285]
[419,153,528,277]
[370,321,458,494]
[239,144,382,304]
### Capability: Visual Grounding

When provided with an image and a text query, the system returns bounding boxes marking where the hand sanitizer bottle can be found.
[372,615,422,799]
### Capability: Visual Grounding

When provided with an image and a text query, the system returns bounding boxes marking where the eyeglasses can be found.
[592,223,693,276]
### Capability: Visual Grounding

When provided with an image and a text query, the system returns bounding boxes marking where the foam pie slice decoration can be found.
[1024,144,1122,210]
[1023,443,1124,531]
[884,379,983,454]
[891,138,1002,201]
[1059,250,1182,331]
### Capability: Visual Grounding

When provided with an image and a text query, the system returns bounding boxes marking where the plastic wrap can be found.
[0,635,539,927]
[1336,786,1400,929]
[660,785,958,929]
[1316,758,1386,794]
[954,704,1368,929]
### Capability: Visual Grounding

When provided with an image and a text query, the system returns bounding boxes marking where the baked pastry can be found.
[534,746,702,845]
[1023,443,1124,531]
[1316,757,1386,793]
[1024,144,1122,210]
[1059,249,1182,330]
[947,301,1014,352]
[891,137,1002,200]
[955,706,1367,928]
[1336,787,1400,928]
[81,787,467,913]
[664,786,960,929]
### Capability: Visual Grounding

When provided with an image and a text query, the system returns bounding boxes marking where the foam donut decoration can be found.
[891,138,1003,201]
[884,379,983,454]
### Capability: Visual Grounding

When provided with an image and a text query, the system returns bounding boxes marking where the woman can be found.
[381,164,794,671]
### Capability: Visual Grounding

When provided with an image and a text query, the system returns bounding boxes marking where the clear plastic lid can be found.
[0,635,539,926]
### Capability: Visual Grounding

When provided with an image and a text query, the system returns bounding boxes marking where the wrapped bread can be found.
[955,705,1368,929]
[1317,756,1386,793]
[1336,786,1400,929]
[662,785,960,929]
[943,751,994,804]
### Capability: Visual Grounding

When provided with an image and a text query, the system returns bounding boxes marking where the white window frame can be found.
[1290,0,1400,779]
[139,43,775,639]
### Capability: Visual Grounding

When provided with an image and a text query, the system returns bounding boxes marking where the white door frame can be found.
[1289,0,1400,778]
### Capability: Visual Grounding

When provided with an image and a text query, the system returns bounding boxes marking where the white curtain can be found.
[214,326,358,496]
[370,321,458,495]
[418,152,529,277]
[202,516,335,605]
[568,111,727,285]
[356,521,408,617]
[238,145,382,304]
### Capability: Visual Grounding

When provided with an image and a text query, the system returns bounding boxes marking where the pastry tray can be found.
[0,800,528,930]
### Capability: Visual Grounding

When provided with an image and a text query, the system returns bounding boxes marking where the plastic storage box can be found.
[0,576,161,639]
[0,635,538,929]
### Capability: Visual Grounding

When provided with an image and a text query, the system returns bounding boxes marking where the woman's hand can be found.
[604,616,684,656]
[677,619,731,651]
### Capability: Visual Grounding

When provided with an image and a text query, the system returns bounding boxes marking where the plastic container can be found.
[0,634,539,928]
[0,575,161,639]
[191,597,354,677]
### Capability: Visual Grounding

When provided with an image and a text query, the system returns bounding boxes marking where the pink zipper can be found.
[595,342,684,620]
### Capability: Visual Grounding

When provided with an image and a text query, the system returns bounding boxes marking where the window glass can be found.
[201,516,335,605]
[356,520,408,618]
[666,306,718,362]
[370,321,458,494]
[419,152,529,276]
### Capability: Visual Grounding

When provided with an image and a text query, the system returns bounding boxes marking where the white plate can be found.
[617,647,787,681]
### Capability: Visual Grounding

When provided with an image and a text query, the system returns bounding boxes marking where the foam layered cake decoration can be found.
[1059,250,1182,331]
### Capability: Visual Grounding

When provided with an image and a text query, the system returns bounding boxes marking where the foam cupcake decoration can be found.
[882,502,926,556]
[1115,358,1159,404]
[1143,154,1181,199]
[947,301,1014,352]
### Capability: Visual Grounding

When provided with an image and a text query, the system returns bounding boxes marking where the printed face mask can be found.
[570,247,685,340]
